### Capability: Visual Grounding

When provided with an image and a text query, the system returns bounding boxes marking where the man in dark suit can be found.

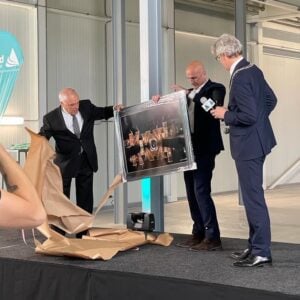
[153,60,226,251]
[39,88,121,236]
[211,34,277,267]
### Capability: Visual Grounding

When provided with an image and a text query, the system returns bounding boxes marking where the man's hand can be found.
[152,95,161,104]
[210,106,228,119]
[113,104,124,112]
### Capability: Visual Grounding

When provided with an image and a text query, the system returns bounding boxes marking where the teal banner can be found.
[0,31,24,117]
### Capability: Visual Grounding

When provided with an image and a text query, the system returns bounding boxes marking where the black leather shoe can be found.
[76,230,88,239]
[231,248,251,260]
[233,255,272,267]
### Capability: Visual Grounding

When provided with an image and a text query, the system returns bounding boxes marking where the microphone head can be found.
[201,98,215,112]
[200,97,207,104]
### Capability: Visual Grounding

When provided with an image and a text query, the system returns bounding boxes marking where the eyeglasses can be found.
[215,55,221,61]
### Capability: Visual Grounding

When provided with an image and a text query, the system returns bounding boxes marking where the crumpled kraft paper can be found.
[23,128,173,260]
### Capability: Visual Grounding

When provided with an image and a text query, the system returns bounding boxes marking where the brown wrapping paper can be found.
[24,128,94,234]
[23,128,173,260]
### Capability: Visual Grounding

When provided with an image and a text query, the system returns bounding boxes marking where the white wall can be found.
[263,54,300,184]
[260,23,300,185]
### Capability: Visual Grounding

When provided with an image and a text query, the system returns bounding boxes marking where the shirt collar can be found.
[61,106,79,117]
[61,105,70,116]
[230,56,244,75]
[194,79,208,93]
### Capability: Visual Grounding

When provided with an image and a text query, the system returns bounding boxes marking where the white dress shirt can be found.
[61,107,83,134]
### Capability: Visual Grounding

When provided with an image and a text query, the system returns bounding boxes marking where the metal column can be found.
[235,0,247,59]
[37,0,47,126]
[139,0,164,232]
[112,0,128,224]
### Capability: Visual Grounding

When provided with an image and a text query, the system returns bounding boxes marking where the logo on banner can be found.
[0,49,20,68]
[6,49,21,68]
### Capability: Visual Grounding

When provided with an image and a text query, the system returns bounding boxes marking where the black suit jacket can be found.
[190,79,226,156]
[39,100,114,177]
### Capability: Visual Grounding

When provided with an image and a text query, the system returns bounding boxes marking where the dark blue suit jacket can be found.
[39,100,113,177]
[224,59,277,160]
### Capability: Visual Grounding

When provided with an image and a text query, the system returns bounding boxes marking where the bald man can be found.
[40,88,121,237]
[173,61,226,251]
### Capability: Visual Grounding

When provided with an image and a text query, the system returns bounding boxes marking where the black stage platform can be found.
[0,229,299,300]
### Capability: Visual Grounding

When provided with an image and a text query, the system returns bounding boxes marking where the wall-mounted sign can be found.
[0,31,24,117]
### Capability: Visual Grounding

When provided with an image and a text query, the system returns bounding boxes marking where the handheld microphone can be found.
[200,97,216,112]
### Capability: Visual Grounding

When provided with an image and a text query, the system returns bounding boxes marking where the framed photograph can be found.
[115,90,196,182]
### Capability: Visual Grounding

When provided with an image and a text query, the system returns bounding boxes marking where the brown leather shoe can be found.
[189,238,222,251]
[176,236,204,248]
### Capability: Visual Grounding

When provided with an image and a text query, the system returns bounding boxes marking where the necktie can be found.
[72,115,80,138]
[187,90,196,134]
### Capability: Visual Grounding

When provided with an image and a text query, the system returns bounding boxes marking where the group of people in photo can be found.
[0,33,277,268]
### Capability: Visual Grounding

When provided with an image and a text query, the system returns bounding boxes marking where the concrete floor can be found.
[94,183,300,245]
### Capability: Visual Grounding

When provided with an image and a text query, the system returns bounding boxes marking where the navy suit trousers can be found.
[184,154,220,240]
[235,156,271,257]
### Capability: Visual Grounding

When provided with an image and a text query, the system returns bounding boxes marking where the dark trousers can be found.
[62,153,94,214]
[235,156,271,257]
[184,154,220,240]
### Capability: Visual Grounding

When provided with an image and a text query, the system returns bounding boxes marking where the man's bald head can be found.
[185,60,207,88]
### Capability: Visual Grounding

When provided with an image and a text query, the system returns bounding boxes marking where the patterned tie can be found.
[72,115,81,138]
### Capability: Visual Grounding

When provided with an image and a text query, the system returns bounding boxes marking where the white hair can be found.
[58,88,78,103]
[211,34,243,58]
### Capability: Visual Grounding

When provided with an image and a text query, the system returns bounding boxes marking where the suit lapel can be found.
[55,107,68,131]
[195,79,211,100]
[233,58,249,72]
[78,104,87,136]
[56,107,77,137]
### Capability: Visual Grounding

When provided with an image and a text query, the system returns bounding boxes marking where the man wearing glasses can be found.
[40,87,122,237]
[211,34,277,267]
